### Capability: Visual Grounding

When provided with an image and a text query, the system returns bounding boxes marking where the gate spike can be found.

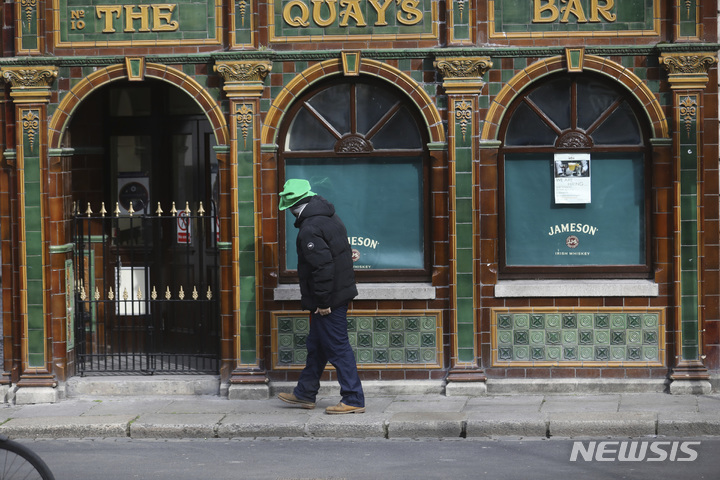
[184,202,191,215]
[114,202,121,216]
[79,282,86,301]
[178,285,185,300]
[85,202,93,217]
[192,286,198,300]
[170,202,177,216]
[198,202,205,216]
[71,201,77,216]
[151,286,157,300]
[94,287,100,300]
[165,286,172,299]
[123,288,129,300]
[108,287,115,300]
[128,202,135,216]
[156,202,163,216]
[100,202,107,217]
[206,286,212,300]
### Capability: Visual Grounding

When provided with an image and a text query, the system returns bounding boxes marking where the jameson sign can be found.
[490,0,659,38]
[54,0,221,47]
[271,0,438,41]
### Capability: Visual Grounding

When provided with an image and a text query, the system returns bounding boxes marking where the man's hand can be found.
[315,307,331,316]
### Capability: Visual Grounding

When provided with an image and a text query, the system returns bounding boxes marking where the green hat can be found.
[278,179,317,210]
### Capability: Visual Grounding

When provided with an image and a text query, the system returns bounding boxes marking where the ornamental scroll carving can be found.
[1,67,58,88]
[435,57,492,79]
[660,53,717,75]
[214,61,272,83]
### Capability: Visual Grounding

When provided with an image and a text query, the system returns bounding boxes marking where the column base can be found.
[228,368,269,399]
[445,369,487,397]
[670,359,711,395]
[13,386,59,405]
[669,379,712,395]
[228,383,270,400]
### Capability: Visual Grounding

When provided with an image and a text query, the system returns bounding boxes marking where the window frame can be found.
[497,73,654,279]
[277,76,433,283]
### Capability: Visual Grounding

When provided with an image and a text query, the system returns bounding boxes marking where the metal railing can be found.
[72,201,220,375]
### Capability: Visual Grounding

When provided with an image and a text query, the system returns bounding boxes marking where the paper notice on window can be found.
[554,153,591,204]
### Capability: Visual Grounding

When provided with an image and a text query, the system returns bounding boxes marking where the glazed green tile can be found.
[456,249,473,273]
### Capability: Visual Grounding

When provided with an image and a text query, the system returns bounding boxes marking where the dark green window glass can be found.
[280,78,429,277]
[500,73,650,276]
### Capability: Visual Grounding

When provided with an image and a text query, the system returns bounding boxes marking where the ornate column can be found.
[1,66,59,403]
[214,60,272,399]
[434,57,492,395]
[660,51,718,394]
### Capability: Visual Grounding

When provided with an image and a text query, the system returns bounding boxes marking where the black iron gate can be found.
[73,201,220,375]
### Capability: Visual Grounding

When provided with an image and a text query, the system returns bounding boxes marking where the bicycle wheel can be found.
[0,435,55,480]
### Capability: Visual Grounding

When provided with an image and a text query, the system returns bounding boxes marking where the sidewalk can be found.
[1,389,719,439]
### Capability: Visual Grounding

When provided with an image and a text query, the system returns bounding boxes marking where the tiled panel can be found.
[677,93,700,361]
[52,0,222,47]
[237,102,258,366]
[492,309,665,366]
[489,0,660,38]
[269,0,438,42]
[272,311,443,369]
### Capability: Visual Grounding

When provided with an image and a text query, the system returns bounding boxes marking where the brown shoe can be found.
[325,402,365,415]
[278,392,315,409]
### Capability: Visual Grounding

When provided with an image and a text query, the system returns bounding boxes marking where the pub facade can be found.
[0,0,718,402]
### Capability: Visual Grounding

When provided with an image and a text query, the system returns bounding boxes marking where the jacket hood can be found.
[294,195,335,227]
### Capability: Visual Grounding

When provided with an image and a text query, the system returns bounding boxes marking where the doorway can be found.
[69,79,220,374]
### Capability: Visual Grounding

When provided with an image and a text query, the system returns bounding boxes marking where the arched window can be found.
[499,73,652,278]
[278,77,431,281]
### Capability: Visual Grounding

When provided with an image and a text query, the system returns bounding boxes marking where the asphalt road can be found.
[16,437,720,480]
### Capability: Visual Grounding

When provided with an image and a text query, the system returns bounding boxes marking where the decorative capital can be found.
[660,52,718,90]
[1,66,58,103]
[214,61,272,98]
[1,67,57,88]
[215,61,272,82]
[434,57,492,94]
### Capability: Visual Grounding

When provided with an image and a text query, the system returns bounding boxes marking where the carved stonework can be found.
[435,57,492,79]
[237,104,253,149]
[215,61,272,83]
[660,52,718,89]
[455,100,472,142]
[557,131,592,149]
[335,135,372,154]
[435,57,492,95]
[679,96,697,139]
[215,61,272,98]
[1,67,57,88]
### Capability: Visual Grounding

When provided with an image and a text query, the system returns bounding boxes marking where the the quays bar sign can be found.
[53,0,222,47]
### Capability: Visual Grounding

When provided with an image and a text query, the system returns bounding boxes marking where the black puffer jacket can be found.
[294,196,358,311]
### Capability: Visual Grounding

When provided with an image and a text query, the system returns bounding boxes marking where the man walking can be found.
[276,179,365,414]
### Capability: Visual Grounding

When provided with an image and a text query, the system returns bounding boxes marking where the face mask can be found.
[291,202,308,217]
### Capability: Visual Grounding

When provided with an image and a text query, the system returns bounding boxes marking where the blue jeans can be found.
[293,305,365,407]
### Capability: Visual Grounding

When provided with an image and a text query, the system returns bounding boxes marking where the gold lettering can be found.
[533,0,558,23]
[560,0,588,23]
[124,5,151,32]
[283,0,310,27]
[152,4,178,31]
[339,0,366,27]
[590,0,616,22]
[367,0,392,25]
[311,0,337,27]
[96,6,122,33]
[396,0,422,25]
